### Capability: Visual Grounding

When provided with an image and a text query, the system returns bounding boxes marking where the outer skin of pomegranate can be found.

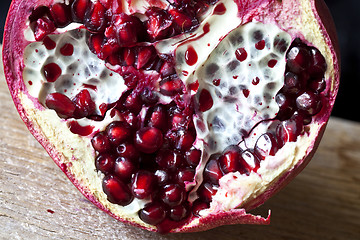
[2,0,339,233]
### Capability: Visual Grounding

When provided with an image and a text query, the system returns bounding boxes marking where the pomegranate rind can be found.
[2,0,339,233]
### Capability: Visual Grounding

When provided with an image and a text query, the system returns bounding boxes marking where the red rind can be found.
[2,0,340,233]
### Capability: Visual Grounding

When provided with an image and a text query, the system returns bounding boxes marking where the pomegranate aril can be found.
[114,157,136,182]
[139,202,166,225]
[91,132,111,153]
[275,92,295,121]
[170,204,189,222]
[156,150,183,171]
[160,61,176,77]
[154,169,169,185]
[169,9,197,32]
[145,7,173,41]
[276,115,304,145]
[286,45,311,74]
[71,0,90,22]
[88,34,104,55]
[95,153,115,174]
[136,47,156,69]
[83,1,107,33]
[219,145,242,174]
[203,156,223,184]
[43,63,62,83]
[177,168,195,184]
[102,175,133,206]
[241,150,260,173]
[49,3,71,28]
[160,184,186,207]
[72,89,96,118]
[283,72,305,95]
[122,48,135,66]
[254,133,278,160]
[308,77,326,93]
[186,149,201,167]
[176,130,195,151]
[124,93,143,114]
[32,16,56,41]
[106,121,132,146]
[141,88,159,106]
[134,127,163,154]
[45,93,76,118]
[192,199,209,217]
[131,170,156,199]
[308,47,327,77]
[198,89,213,112]
[116,142,139,160]
[160,75,185,96]
[197,182,217,203]
[114,13,146,47]
[296,91,323,116]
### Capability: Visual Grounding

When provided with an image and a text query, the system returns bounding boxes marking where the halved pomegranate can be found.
[2,0,340,233]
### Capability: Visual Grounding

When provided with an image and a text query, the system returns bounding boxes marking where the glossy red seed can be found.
[203,156,223,184]
[275,92,295,121]
[141,88,159,106]
[134,127,163,153]
[122,48,135,66]
[32,16,56,41]
[197,182,217,203]
[43,63,62,83]
[156,150,183,171]
[177,168,195,184]
[102,175,133,206]
[106,121,132,146]
[198,89,213,112]
[113,13,146,47]
[170,204,189,222]
[219,145,242,174]
[296,91,323,116]
[160,184,186,207]
[83,2,107,33]
[124,93,143,114]
[254,133,279,160]
[276,115,304,146]
[286,46,311,73]
[95,153,115,174]
[145,7,173,41]
[283,72,305,95]
[241,150,260,173]
[71,0,90,22]
[186,148,201,167]
[136,47,156,69]
[131,170,156,199]
[168,9,195,31]
[154,169,169,185]
[176,130,195,151]
[308,77,326,93]
[45,93,76,118]
[116,142,139,160]
[88,34,104,55]
[91,132,111,153]
[308,47,327,77]
[114,157,136,182]
[72,89,96,118]
[192,199,209,216]
[139,202,166,225]
[49,3,71,28]
[159,75,185,96]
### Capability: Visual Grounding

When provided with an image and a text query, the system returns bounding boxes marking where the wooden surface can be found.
[0,53,359,240]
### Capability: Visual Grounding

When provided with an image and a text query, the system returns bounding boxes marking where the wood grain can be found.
[1,50,359,240]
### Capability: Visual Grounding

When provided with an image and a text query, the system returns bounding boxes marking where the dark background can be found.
[0,0,359,122]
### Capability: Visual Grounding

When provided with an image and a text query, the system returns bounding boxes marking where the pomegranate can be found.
[2,0,340,234]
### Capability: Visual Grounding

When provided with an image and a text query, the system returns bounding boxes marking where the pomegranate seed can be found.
[71,0,90,22]
[254,133,279,160]
[134,127,163,154]
[156,149,183,171]
[192,199,209,216]
[241,150,260,173]
[169,9,197,31]
[170,204,189,221]
[308,77,326,93]
[160,184,186,207]
[60,43,74,56]
[124,93,143,114]
[145,7,173,41]
[203,156,223,184]
[106,121,132,146]
[275,92,295,121]
[114,157,136,182]
[102,175,133,206]
[139,202,166,225]
[185,149,201,167]
[43,63,62,83]
[122,48,136,66]
[160,61,176,77]
[159,75,185,96]
[113,13,146,47]
[32,16,56,41]
[219,145,242,174]
[176,130,195,151]
[177,168,195,184]
[286,45,311,73]
[283,72,305,95]
[198,89,213,112]
[296,91,323,116]
[84,2,107,33]
[276,115,304,145]
[154,169,169,185]
[131,170,156,199]
[120,111,140,128]
[49,3,71,28]
[95,153,115,174]
[308,47,327,76]
[91,132,111,153]
[197,182,217,203]
[45,93,76,118]
[136,47,156,69]
[72,89,96,118]
[88,34,104,55]
[141,88,159,106]
[116,142,139,160]
[100,38,120,60]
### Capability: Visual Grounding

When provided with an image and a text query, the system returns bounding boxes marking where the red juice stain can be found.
[43,63,62,82]
[47,209,55,214]
[255,40,265,50]
[43,36,56,50]
[68,121,94,136]
[213,79,220,86]
[83,84,97,91]
[268,59,278,68]
[214,3,226,15]
[60,43,74,56]
[233,75,238,79]
[99,103,108,116]
[185,46,198,66]
[28,81,33,85]
[252,77,260,85]
[182,70,189,76]
[188,80,199,91]
[35,49,39,53]
[235,48,247,62]
[243,89,250,98]
[199,89,213,112]
[203,22,210,34]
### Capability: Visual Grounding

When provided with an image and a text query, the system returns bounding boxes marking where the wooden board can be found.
[0,49,359,240]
